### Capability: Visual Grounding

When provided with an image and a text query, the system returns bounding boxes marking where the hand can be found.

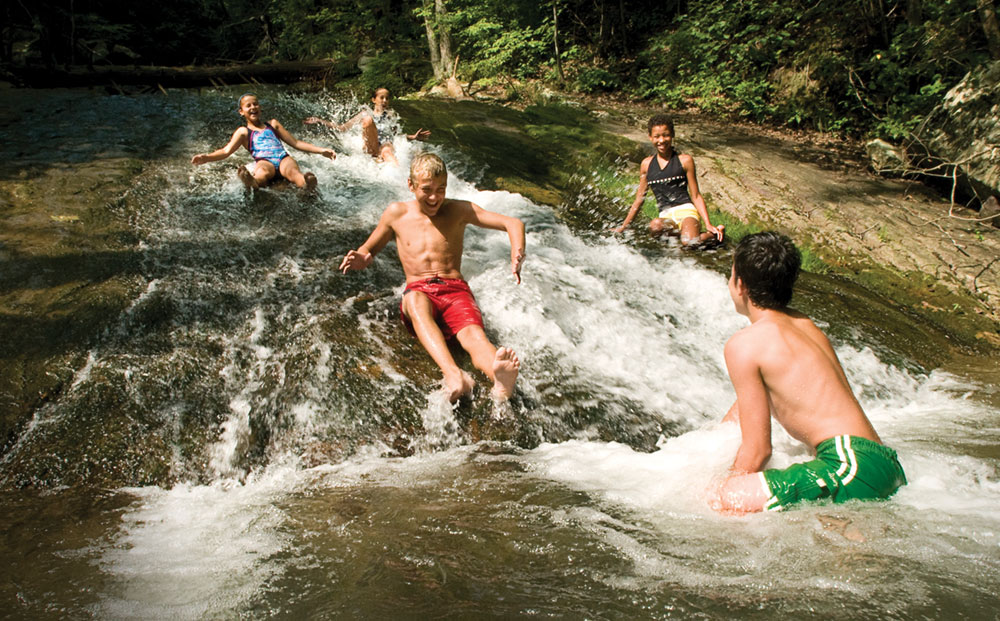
[708,224,725,241]
[340,250,372,274]
[321,148,336,160]
[610,225,626,234]
[303,116,323,126]
[191,153,208,165]
[411,128,431,141]
[511,250,525,284]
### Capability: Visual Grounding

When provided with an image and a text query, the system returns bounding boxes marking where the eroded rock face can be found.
[918,60,1000,206]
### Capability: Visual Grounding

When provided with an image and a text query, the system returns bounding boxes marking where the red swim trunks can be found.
[400,277,485,340]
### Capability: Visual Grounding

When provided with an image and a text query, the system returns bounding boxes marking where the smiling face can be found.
[408,172,447,216]
[238,95,262,124]
[371,88,390,112]
[648,124,674,156]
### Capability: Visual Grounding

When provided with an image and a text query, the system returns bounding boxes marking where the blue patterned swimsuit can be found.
[247,123,289,171]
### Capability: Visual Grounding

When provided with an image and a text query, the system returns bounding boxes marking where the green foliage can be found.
[635,1,801,121]
[442,0,550,80]
[575,67,621,93]
[632,0,992,138]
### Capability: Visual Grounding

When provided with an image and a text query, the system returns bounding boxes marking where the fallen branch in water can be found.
[5,60,357,89]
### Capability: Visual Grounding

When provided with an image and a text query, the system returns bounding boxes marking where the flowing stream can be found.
[1,88,998,618]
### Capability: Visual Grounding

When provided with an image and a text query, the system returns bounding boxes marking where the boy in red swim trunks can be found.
[712,232,906,514]
[340,153,526,401]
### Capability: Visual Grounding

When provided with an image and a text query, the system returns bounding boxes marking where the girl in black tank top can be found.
[613,115,724,247]
[646,152,692,208]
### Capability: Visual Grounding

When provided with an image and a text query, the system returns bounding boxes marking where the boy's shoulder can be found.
[444,197,474,210]
[725,311,791,350]
[726,309,821,359]
[384,199,413,218]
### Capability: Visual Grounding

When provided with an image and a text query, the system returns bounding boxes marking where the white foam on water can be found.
[94,468,296,619]
[520,361,1000,602]
[416,388,464,451]
[209,307,282,478]
[444,178,742,424]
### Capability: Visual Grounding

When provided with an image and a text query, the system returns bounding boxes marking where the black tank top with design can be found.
[646,152,691,208]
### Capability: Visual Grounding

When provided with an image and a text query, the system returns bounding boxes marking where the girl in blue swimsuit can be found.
[192,93,337,190]
[305,87,430,168]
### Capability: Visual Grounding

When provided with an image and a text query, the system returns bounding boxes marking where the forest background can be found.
[3,0,998,145]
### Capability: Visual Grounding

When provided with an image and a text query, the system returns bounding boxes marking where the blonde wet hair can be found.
[409,152,447,182]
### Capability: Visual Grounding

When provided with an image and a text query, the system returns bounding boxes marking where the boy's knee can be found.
[649,219,666,235]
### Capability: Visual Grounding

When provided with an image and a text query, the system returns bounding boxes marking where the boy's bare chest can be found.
[395,218,466,255]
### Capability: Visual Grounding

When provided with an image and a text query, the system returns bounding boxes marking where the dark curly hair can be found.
[646,114,675,135]
[733,232,801,309]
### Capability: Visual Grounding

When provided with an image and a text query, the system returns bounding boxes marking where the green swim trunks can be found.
[761,435,906,511]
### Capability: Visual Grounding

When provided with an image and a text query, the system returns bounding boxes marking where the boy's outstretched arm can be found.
[724,334,772,473]
[682,155,723,241]
[613,157,651,233]
[191,127,248,165]
[340,208,396,274]
[467,204,526,284]
[271,120,336,159]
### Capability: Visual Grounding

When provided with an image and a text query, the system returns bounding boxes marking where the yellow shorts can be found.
[659,203,700,226]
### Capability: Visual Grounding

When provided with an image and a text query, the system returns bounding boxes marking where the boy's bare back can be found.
[725,309,880,449]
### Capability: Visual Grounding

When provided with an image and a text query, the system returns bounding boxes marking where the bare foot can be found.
[444,369,475,402]
[491,347,520,400]
[303,172,318,192]
[236,166,258,189]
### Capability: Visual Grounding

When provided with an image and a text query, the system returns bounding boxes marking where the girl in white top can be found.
[305,87,430,167]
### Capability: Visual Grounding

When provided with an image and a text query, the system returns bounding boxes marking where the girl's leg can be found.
[379,143,399,167]
[679,216,702,246]
[252,160,277,186]
[278,157,316,190]
[360,116,380,158]
[237,165,259,189]
[649,217,678,238]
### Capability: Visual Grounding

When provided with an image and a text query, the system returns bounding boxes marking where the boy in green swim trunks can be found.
[713,232,906,513]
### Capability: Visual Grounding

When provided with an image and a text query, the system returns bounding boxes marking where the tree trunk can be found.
[552,1,564,83]
[618,0,627,53]
[422,0,443,80]
[906,0,922,27]
[978,0,1000,60]
[69,0,76,65]
[435,0,454,77]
